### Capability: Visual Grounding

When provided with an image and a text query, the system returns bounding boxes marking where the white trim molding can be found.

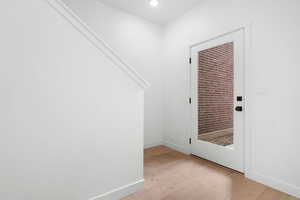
[89,179,144,200]
[247,172,300,199]
[46,0,150,90]
[164,141,190,155]
[144,141,164,149]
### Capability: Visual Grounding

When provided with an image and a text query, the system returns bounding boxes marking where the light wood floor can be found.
[123,146,299,200]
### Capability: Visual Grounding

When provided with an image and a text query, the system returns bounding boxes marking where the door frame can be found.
[188,24,252,175]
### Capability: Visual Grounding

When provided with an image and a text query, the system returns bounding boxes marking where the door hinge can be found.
[189,98,192,104]
[189,58,192,64]
[189,138,192,144]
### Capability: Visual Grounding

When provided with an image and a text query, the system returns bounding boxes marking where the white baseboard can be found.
[247,171,300,199]
[89,179,144,200]
[163,141,190,155]
[144,141,164,149]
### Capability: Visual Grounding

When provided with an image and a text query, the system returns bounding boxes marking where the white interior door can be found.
[190,29,245,172]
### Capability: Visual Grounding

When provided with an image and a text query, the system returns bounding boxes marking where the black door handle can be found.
[235,106,243,112]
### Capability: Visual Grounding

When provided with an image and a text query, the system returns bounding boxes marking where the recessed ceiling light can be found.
[149,0,159,7]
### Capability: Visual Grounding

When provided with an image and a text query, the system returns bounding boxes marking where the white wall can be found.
[0,0,144,199]
[2,0,299,198]
[163,0,300,197]
[62,0,164,148]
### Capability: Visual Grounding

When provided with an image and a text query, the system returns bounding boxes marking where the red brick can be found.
[198,42,233,135]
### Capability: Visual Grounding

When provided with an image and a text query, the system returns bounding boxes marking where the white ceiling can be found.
[97,0,202,25]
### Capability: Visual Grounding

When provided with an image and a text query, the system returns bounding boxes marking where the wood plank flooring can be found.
[123,146,299,200]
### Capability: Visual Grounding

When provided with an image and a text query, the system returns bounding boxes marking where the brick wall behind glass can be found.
[198,42,234,135]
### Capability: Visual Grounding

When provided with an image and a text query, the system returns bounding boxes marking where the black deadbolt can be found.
[237,96,243,101]
[235,106,243,112]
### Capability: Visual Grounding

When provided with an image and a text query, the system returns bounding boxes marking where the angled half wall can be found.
[0,0,148,199]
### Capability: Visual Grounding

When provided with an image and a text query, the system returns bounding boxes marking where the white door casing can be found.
[190,29,245,172]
